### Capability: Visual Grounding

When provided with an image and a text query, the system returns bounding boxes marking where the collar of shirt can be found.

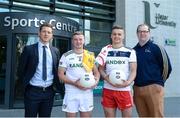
[38,41,50,49]
[137,40,152,48]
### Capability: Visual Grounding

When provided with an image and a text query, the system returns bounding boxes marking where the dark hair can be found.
[72,31,84,37]
[39,22,53,32]
[112,25,124,31]
[136,24,150,33]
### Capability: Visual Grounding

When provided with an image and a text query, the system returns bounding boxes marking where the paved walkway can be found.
[0,96,180,117]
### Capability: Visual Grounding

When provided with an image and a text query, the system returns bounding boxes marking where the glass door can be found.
[14,34,38,105]
[52,36,70,102]
[0,36,7,105]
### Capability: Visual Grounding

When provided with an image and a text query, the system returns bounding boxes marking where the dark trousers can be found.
[24,85,55,117]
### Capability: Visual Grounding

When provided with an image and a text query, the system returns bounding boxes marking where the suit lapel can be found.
[50,46,56,67]
[34,43,39,65]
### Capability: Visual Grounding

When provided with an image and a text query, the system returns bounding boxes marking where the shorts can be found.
[101,88,133,110]
[62,92,94,113]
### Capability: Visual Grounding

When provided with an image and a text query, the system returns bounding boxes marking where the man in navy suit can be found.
[18,23,60,117]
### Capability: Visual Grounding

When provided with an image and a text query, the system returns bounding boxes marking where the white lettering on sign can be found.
[3,16,78,32]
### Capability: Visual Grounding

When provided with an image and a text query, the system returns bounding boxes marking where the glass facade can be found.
[84,20,112,55]
[0,0,114,52]
[84,31,110,55]
[0,0,115,108]
[14,34,38,104]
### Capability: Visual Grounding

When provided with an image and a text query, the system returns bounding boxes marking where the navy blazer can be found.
[17,43,61,92]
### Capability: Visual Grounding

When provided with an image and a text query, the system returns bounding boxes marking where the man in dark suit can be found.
[17,23,60,117]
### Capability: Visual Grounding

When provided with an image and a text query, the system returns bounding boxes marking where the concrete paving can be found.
[0,96,180,117]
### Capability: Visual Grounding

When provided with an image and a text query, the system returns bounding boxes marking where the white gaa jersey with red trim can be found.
[59,50,93,93]
[96,44,137,91]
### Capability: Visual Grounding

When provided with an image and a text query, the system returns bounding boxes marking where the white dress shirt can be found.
[30,41,54,87]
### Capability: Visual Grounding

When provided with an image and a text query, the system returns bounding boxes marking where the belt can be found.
[29,85,53,91]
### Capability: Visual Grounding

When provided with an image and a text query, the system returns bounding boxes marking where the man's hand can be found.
[113,80,132,88]
[74,79,90,90]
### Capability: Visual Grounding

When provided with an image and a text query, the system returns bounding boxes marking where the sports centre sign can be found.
[0,12,79,37]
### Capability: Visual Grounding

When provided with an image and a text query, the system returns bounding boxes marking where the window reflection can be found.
[85,20,111,31]
[0,0,8,3]
[15,34,39,103]
[0,8,8,12]
[16,35,38,54]
[84,31,110,55]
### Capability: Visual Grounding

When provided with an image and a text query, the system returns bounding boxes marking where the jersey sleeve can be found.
[59,54,67,68]
[96,47,108,66]
[129,49,137,62]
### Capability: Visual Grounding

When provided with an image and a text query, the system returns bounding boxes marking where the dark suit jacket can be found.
[17,43,61,92]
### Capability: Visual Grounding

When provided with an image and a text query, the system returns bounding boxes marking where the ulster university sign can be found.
[143,1,176,29]
[0,12,79,37]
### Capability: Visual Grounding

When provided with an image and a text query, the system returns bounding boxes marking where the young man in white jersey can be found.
[58,31,100,117]
[96,25,137,117]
